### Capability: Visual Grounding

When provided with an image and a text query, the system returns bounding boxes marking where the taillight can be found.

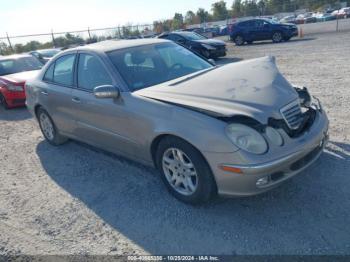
[7,83,24,92]
[0,79,25,92]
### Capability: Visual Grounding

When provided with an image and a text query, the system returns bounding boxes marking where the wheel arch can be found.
[150,133,218,193]
[34,104,43,119]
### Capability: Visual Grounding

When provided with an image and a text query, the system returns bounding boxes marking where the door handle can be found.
[41,90,48,96]
[72,97,81,103]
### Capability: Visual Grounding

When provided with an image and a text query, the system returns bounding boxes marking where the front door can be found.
[70,53,139,157]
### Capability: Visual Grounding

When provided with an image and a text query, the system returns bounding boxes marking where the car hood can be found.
[136,56,299,124]
[2,70,40,83]
[193,38,226,46]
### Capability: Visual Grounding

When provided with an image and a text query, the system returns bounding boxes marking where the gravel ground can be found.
[0,32,349,256]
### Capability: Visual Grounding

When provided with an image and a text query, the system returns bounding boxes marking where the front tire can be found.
[156,137,217,205]
[37,108,67,146]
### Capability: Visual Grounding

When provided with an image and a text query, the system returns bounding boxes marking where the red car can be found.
[0,54,42,109]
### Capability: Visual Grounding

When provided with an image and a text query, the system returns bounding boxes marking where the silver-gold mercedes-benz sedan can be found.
[25,39,329,204]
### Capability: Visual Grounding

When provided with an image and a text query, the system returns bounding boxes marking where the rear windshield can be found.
[108,42,212,91]
[0,57,43,76]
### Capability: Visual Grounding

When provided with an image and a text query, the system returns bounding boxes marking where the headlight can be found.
[265,127,283,146]
[6,84,24,92]
[201,43,216,50]
[226,124,268,154]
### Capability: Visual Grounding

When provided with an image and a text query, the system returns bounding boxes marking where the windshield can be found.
[108,42,213,91]
[0,57,43,76]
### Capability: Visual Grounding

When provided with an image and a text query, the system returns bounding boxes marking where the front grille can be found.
[280,100,303,130]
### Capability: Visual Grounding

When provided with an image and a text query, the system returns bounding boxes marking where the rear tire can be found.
[272,31,283,43]
[0,93,9,109]
[156,136,217,205]
[37,108,68,146]
[234,35,244,46]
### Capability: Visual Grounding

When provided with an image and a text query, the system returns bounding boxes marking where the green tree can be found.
[185,10,196,24]
[172,13,184,30]
[231,0,243,17]
[196,8,211,23]
[212,1,229,20]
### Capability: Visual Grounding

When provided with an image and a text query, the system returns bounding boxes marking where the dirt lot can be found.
[1,32,350,256]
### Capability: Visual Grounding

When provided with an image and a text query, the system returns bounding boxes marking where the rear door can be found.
[237,21,255,41]
[40,53,77,134]
[250,20,266,40]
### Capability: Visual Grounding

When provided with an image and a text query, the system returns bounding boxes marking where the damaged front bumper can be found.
[203,94,329,197]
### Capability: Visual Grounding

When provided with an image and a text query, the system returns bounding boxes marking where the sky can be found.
[0,0,216,37]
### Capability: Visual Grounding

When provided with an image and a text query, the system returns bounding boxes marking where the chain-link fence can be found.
[1,2,349,55]
[0,24,156,55]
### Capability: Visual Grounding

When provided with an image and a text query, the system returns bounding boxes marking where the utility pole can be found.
[51,29,56,48]
[87,27,92,40]
[6,33,13,52]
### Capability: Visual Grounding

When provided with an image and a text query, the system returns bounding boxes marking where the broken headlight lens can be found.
[265,127,283,146]
[226,124,268,154]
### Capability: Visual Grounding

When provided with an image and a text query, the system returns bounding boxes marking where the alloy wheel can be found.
[162,148,198,196]
[273,32,282,42]
[39,113,55,140]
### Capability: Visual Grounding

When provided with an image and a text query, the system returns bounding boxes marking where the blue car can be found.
[230,18,298,46]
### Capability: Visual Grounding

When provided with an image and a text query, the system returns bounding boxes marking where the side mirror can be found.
[208,58,216,65]
[93,85,120,99]
[177,39,186,45]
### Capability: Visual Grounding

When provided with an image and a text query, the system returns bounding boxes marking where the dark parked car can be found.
[159,31,226,59]
[230,18,298,46]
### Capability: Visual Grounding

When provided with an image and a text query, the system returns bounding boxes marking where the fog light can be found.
[256,176,269,187]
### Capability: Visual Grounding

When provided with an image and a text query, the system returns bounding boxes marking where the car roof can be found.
[73,38,170,53]
[0,54,33,61]
[33,48,61,52]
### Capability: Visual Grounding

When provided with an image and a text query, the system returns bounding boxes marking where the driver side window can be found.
[77,54,113,91]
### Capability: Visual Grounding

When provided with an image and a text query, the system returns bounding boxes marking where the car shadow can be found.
[0,106,33,121]
[36,140,350,254]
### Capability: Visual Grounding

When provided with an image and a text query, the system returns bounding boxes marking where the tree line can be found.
[154,0,348,32]
[1,0,347,55]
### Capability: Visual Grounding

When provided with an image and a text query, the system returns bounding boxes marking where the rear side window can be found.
[77,54,112,91]
[43,62,55,82]
[53,54,75,86]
